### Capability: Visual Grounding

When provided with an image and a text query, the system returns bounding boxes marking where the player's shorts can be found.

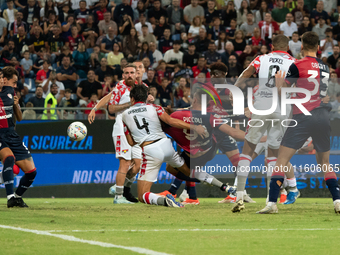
[132,145,142,160]
[113,135,142,160]
[0,128,31,161]
[254,141,267,157]
[281,107,330,152]
[214,129,238,153]
[245,112,286,150]
[181,142,217,170]
[138,138,184,182]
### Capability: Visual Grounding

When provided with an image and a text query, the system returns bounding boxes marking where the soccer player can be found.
[0,66,37,208]
[257,31,340,214]
[231,35,297,213]
[122,85,206,207]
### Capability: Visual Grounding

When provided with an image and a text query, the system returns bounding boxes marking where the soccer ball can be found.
[67,122,87,141]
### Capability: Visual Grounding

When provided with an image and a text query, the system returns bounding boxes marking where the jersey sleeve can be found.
[250,56,261,74]
[152,104,165,116]
[109,85,123,105]
[285,63,299,86]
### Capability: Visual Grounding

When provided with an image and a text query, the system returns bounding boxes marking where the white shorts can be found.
[245,112,286,150]
[113,135,142,160]
[138,138,184,182]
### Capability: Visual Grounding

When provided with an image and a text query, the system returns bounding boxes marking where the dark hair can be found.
[208,41,215,45]
[142,24,148,28]
[2,66,18,80]
[90,93,97,97]
[239,1,251,16]
[272,34,289,50]
[301,31,319,52]
[292,31,299,36]
[43,59,51,65]
[325,28,332,33]
[123,63,137,70]
[130,85,148,102]
[65,88,72,93]
[173,40,181,45]
[210,62,228,74]
[36,85,42,89]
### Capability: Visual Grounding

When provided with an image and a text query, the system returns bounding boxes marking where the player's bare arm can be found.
[13,95,22,122]
[88,92,112,124]
[234,65,256,89]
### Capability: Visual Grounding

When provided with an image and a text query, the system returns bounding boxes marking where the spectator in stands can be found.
[137,42,153,63]
[133,1,148,22]
[149,41,163,69]
[93,0,110,22]
[1,40,18,66]
[77,69,103,107]
[280,13,298,38]
[258,13,280,44]
[240,12,258,38]
[139,24,157,44]
[333,15,340,39]
[183,0,204,26]
[46,25,64,64]
[23,0,40,25]
[188,16,205,40]
[182,42,198,68]
[239,44,254,66]
[98,11,117,36]
[22,102,37,120]
[118,13,134,36]
[226,54,242,84]
[112,58,126,81]
[29,25,46,62]
[158,76,173,107]
[90,45,104,69]
[3,0,18,24]
[320,28,338,59]
[215,31,227,54]
[310,1,330,26]
[9,11,28,37]
[289,32,302,58]
[101,26,121,54]
[237,0,252,26]
[330,92,340,120]
[328,72,340,101]
[66,25,84,51]
[81,15,98,49]
[226,18,236,40]
[155,60,167,85]
[205,41,221,68]
[291,0,309,26]
[176,82,191,108]
[312,17,330,41]
[43,11,61,35]
[148,0,168,25]
[42,83,59,120]
[29,16,44,36]
[56,55,77,92]
[154,15,171,39]
[11,26,29,57]
[192,54,210,78]
[135,12,152,35]
[41,0,59,22]
[101,75,115,97]
[271,0,289,24]
[254,0,268,24]
[167,0,184,34]
[107,42,124,66]
[36,59,51,84]
[221,0,236,27]
[73,0,89,24]
[20,50,35,78]
[221,41,237,65]
[232,30,246,54]
[62,15,81,40]
[328,45,340,69]
[28,85,45,115]
[206,17,223,41]
[298,15,312,36]
[59,88,77,119]
[163,40,183,71]
[0,16,7,48]
[85,93,102,114]
[95,57,115,82]
[148,85,161,105]
[143,68,158,87]
[73,42,89,73]
[250,27,265,53]
[122,27,140,58]
[42,70,65,103]
[195,28,209,53]
[204,0,220,25]
[158,28,173,53]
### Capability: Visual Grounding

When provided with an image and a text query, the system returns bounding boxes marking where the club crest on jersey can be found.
[122,149,129,154]
[7,94,12,99]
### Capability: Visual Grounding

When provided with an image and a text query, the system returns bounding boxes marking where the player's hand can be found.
[147,94,155,103]
[164,105,174,115]
[244,107,251,118]
[88,109,96,124]
[14,95,19,105]
[260,136,267,143]
[322,95,330,104]
[195,125,208,139]
[275,70,286,79]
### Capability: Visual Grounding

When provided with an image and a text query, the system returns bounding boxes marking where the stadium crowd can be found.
[0,0,340,119]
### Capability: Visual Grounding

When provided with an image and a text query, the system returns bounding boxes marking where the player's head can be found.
[50,83,59,96]
[2,66,18,87]
[133,61,145,79]
[130,84,148,104]
[301,31,319,53]
[271,34,289,52]
[210,62,228,79]
[123,64,137,87]
[192,88,207,108]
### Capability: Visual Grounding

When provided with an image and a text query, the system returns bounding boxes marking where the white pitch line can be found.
[45,228,340,233]
[0,225,171,255]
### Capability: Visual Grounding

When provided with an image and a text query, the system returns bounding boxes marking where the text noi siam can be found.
[201,84,313,128]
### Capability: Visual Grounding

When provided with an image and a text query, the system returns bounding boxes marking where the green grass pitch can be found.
[0,198,339,255]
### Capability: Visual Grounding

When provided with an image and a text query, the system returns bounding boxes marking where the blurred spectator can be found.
[142,57,151,78]
[192,54,210,78]
[122,27,140,57]
[30,16,44,36]
[291,0,309,26]
[73,42,89,72]
[322,0,336,17]
[156,60,167,85]
[135,13,153,36]
[134,1,148,22]
[101,75,115,97]
[330,92,340,120]
[95,57,115,82]
[312,17,330,41]
[271,0,289,24]
[204,0,220,25]
[205,41,221,68]
[59,88,77,119]
[41,0,59,22]
[328,72,340,101]
[149,85,161,105]
[183,42,199,68]
[226,54,242,84]
[221,0,237,27]
[240,12,258,38]
[143,68,158,87]
[333,15,340,39]
[66,25,84,51]
[9,11,28,37]
[254,0,268,24]
[226,18,237,40]
[23,0,40,25]
[81,15,99,49]
[215,31,227,54]
[148,0,168,25]
[118,14,134,36]
[1,40,20,66]
[42,70,65,104]
[164,40,183,71]
[284,0,297,12]
[85,93,102,114]
[207,17,224,41]
[12,26,29,57]
[188,16,205,40]
[259,13,280,44]
[62,15,80,40]
[77,69,103,106]
[298,15,313,36]
[36,59,51,85]
[20,50,35,78]
[280,13,298,37]
[98,11,117,36]
[221,41,238,66]
[28,85,45,114]
[3,0,18,24]
[320,28,338,59]
[335,59,340,78]
[158,76,173,107]
[137,42,153,63]
[176,82,191,107]
[58,45,73,67]
[195,28,209,52]
[250,27,265,53]
[56,55,77,92]
[29,25,46,59]
[101,26,121,54]
[107,42,124,66]
[237,0,252,26]
[167,0,184,33]
[22,102,37,120]
[73,0,89,24]
[0,16,7,48]
[232,30,246,54]
[289,32,302,58]
[11,57,26,93]
[46,24,64,63]
[149,41,163,69]
[94,0,110,22]
[239,44,254,66]
[90,45,105,69]
[158,28,173,53]
[310,1,330,26]
[41,83,59,120]
[327,45,340,69]
[183,0,204,25]
[139,24,157,44]
[43,11,61,35]
[154,15,171,39]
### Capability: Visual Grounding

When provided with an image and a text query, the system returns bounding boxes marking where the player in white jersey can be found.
[231,35,297,212]
[122,85,206,207]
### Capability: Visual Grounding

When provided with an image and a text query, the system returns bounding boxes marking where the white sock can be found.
[267,201,276,206]
[233,176,238,186]
[14,193,21,198]
[142,192,164,205]
[236,154,252,201]
[7,194,14,200]
[236,191,244,201]
[333,199,340,206]
[286,178,297,188]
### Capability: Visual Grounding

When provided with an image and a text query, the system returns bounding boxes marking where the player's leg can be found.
[0,146,17,208]
[282,161,300,204]
[15,157,36,207]
[180,182,200,205]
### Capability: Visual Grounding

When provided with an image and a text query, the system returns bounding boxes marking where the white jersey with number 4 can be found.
[122,103,167,145]
[250,51,296,114]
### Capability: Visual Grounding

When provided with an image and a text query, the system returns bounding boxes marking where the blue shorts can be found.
[281,107,330,152]
[0,128,32,161]
[214,129,238,153]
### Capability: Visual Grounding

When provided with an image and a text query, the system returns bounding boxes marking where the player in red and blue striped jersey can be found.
[257,32,340,214]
